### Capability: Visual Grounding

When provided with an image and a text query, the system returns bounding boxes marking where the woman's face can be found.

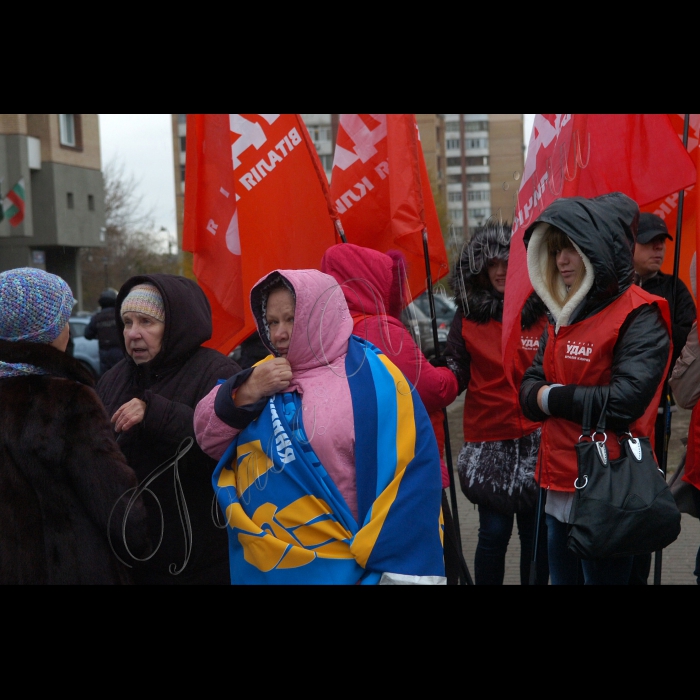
[266,288,295,358]
[487,259,508,293]
[555,245,584,287]
[123,312,165,364]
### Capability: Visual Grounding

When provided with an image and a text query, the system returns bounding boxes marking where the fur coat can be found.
[0,339,149,584]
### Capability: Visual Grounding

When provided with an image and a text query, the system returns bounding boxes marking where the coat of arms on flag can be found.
[2,178,26,226]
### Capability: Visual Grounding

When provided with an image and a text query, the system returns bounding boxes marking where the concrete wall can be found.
[0,134,33,239]
[30,162,105,247]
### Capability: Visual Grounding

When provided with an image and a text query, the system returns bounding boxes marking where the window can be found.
[446,138,460,150]
[465,121,489,132]
[67,192,74,209]
[59,114,76,146]
[180,136,186,153]
[88,194,95,211]
[180,164,186,183]
[448,191,463,202]
[447,174,463,184]
[321,154,333,171]
[447,157,462,167]
[178,113,187,124]
[450,209,463,222]
[469,208,488,219]
[468,190,490,202]
[466,137,488,150]
[466,156,489,166]
[467,173,489,183]
[59,114,82,150]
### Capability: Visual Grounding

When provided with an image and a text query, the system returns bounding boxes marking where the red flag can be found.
[330,114,448,302]
[641,114,700,303]
[503,114,697,389]
[183,114,341,354]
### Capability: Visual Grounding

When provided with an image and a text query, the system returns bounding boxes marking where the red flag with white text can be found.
[641,114,700,304]
[330,114,448,303]
[183,114,341,354]
[503,114,697,389]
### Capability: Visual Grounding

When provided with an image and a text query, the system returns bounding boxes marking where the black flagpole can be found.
[422,228,474,585]
[653,113,690,585]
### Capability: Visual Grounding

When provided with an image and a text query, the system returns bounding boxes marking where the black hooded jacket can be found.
[519,193,671,434]
[446,222,547,394]
[96,274,241,584]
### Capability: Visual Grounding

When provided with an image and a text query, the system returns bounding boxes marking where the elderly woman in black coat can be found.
[0,268,149,584]
[96,274,241,585]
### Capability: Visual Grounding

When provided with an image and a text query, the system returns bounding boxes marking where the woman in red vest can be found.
[445,221,549,585]
[520,193,671,585]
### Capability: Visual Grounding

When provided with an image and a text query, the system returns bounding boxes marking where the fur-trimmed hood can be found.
[452,221,546,327]
[0,339,96,385]
[523,192,638,330]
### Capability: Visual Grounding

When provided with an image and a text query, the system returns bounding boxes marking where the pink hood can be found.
[320,244,405,321]
[251,268,354,373]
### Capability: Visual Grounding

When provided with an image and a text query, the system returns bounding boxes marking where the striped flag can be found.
[3,178,25,226]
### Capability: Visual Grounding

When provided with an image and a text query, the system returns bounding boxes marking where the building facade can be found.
[443,113,525,240]
[0,114,106,308]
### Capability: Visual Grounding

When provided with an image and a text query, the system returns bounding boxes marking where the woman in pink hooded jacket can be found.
[194,268,446,585]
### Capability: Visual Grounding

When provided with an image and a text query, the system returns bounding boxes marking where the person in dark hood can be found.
[96,274,242,585]
[84,287,123,374]
[445,221,549,585]
[0,267,149,584]
[519,193,671,586]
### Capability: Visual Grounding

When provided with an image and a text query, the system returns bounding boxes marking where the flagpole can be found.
[421,228,473,585]
[653,112,690,586]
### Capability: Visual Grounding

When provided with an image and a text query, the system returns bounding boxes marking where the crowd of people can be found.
[1,191,698,585]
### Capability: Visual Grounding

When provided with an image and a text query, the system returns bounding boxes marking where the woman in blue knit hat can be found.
[0,267,150,584]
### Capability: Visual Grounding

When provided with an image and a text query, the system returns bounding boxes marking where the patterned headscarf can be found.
[0,267,75,344]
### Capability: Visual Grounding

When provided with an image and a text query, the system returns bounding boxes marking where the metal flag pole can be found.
[654,113,690,586]
[422,228,474,585]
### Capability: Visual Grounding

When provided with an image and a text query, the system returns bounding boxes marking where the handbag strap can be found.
[581,386,610,437]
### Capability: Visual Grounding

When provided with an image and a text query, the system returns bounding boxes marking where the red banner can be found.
[641,114,700,301]
[330,114,448,302]
[503,114,697,388]
[183,114,341,354]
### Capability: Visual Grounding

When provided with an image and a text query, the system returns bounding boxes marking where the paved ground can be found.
[444,398,699,585]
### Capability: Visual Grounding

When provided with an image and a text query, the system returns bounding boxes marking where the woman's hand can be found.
[112,398,147,433]
[234,358,293,406]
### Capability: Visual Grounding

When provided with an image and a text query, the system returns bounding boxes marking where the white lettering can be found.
[207,220,218,235]
[334,114,388,171]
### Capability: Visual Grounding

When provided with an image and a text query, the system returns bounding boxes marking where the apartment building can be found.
[0,114,105,307]
[444,114,524,239]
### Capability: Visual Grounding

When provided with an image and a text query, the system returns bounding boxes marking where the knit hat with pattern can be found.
[121,284,165,323]
[0,267,75,344]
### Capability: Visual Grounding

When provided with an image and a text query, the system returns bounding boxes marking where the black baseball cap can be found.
[637,213,673,244]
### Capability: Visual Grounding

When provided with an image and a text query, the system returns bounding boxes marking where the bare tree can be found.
[80,159,178,311]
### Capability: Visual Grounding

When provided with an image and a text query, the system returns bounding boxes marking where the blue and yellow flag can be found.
[212,336,445,584]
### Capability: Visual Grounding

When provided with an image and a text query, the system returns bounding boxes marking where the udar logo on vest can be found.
[565,341,594,362]
[521,335,540,351]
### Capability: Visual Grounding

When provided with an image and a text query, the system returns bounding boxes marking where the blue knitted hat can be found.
[0,267,76,343]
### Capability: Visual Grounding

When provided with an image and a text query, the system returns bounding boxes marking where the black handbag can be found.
[567,387,682,559]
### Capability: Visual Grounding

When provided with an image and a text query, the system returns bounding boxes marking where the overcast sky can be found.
[98,114,536,246]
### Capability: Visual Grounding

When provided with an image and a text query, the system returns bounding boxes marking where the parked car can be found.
[401,291,457,360]
[68,315,101,379]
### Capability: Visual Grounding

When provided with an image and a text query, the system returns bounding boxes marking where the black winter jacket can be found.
[519,193,671,435]
[96,274,241,585]
[637,270,696,370]
[0,340,149,584]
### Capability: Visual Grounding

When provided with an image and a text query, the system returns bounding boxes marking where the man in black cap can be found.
[84,288,124,374]
[630,212,696,584]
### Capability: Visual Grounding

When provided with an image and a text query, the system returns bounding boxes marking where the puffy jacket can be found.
[520,193,671,450]
[96,274,241,584]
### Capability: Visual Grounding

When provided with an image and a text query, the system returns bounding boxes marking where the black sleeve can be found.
[546,303,671,433]
[671,279,697,370]
[213,368,267,430]
[84,314,98,341]
[519,324,550,422]
[443,309,471,395]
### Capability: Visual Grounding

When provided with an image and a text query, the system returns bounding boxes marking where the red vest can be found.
[684,403,700,490]
[461,316,544,442]
[538,286,671,491]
